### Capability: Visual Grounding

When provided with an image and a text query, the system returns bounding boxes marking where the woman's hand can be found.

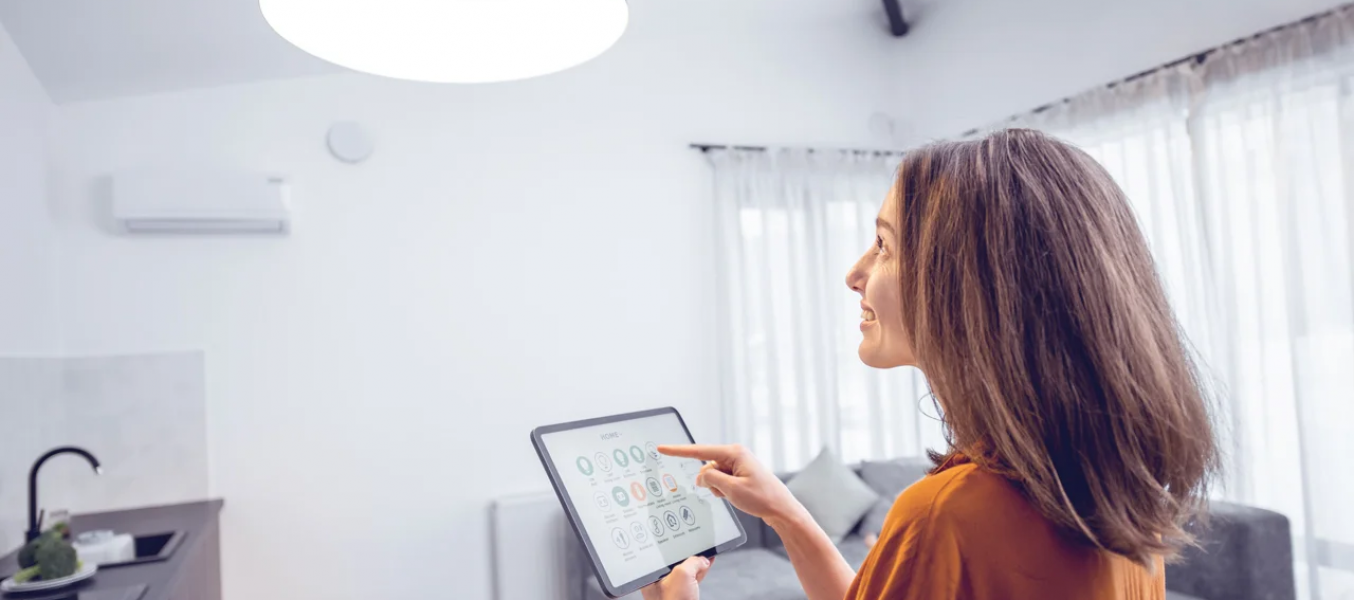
[657,444,804,525]
[640,556,713,600]
[661,445,852,600]
[661,444,853,600]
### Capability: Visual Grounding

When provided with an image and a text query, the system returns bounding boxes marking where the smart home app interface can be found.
[541,414,742,587]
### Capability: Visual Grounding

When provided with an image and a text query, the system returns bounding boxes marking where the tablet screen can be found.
[537,411,744,589]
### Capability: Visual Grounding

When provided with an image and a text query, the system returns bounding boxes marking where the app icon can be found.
[611,527,630,549]
[595,452,613,472]
[631,521,648,543]
[611,486,631,507]
[680,505,697,526]
[663,473,678,492]
[648,515,665,537]
[593,491,612,512]
[630,481,647,502]
[629,445,645,464]
[645,477,663,498]
[575,456,594,476]
[613,448,630,468]
[663,510,681,531]
[646,442,661,461]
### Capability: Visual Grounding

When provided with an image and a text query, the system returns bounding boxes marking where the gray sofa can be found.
[565,458,1295,600]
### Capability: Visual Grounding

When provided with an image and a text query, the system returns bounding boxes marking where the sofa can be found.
[564,458,1295,600]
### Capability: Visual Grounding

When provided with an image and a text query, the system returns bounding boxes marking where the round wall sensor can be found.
[327,122,374,164]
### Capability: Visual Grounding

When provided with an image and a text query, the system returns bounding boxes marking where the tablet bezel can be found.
[531,407,748,599]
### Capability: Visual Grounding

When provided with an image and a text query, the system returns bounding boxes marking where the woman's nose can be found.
[846,255,867,293]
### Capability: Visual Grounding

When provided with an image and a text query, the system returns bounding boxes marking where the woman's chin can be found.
[858,344,911,369]
[857,346,891,369]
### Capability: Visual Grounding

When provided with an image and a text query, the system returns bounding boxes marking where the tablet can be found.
[531,407,747,598]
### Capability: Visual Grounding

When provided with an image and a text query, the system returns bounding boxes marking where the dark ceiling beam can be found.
[883,0,909,37]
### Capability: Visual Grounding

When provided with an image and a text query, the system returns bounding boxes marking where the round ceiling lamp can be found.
[260,0,630,83]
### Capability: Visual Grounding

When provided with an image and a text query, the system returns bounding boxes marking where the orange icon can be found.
[663,473,678,492]
[630,481,647,502]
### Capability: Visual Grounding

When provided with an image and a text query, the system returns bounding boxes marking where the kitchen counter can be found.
[0,500,224,600]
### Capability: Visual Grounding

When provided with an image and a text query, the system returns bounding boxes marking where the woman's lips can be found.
[860,307,877,330]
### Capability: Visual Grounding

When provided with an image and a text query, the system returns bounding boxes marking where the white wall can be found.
[890,0,1351,140]
[49,4,893,599]
[0,22,58,353]
[0,352,208,554]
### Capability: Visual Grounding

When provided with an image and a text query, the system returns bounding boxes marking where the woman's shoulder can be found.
[865,454,1163,599]
[908,454,1024,501]
[890,456,1042,536]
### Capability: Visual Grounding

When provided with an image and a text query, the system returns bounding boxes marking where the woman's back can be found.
[849,455,1164,600]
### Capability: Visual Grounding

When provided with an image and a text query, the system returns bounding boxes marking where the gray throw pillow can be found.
[860,494,899,536]
[858,458,930,498]
[785,448,881,542]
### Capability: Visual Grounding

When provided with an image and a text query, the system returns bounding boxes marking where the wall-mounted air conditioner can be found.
[111,170,291,234]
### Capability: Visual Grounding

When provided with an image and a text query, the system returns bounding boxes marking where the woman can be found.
[647,129,1218,600]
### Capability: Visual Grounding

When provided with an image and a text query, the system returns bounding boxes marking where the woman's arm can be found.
[765,504,857,600]
[655,444,857,600]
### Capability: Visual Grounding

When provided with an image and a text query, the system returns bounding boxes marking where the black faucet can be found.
[27,446,102,542]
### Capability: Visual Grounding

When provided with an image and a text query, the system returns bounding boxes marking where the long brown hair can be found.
[896,129,1219,565]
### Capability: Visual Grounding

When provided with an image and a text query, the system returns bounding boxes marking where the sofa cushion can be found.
[785,448,880,542]
[1165,592,1205,600]
[835,535,874,570]
[1164,501,1293,600]
[858,457,930,498]
[858,495,897,538]
[581,548,802,600]
[731,505,765,549]
[855,458,926,537]
[769,534,874,571]
[700,548,806,600]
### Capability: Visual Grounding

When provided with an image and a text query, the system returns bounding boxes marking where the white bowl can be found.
[1,562,97,593]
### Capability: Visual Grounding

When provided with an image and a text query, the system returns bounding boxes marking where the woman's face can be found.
[846,185,916,369]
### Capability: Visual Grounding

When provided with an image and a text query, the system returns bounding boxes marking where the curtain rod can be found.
[960,2,1353,137]
[689,143,905,157]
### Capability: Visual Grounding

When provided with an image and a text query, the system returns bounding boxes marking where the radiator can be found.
[490,492,573,600]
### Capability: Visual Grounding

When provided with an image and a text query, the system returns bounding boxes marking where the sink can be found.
[99,531,185,569]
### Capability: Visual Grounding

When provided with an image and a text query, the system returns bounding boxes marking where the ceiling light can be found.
[260,0,629,83]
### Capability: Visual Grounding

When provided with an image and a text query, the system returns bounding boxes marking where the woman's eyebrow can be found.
[876,218,896,236]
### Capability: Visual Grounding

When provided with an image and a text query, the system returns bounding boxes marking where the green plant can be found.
[16,530,58,569]
[17,539,41,569]
[34,537,77,580]
[11,566,40,584]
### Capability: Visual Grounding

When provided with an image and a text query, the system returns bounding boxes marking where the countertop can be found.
[0,500,224,600]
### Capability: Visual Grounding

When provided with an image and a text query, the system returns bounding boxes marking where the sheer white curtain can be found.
[1008,8,1354,598]
[707,149,947,473]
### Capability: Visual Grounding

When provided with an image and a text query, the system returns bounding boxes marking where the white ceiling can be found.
[0,0,345,103]
[0,0,899,104]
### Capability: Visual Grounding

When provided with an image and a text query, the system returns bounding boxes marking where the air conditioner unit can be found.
[112,170,291,234]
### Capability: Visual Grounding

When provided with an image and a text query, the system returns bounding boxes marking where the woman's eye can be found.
[875,236,886,254]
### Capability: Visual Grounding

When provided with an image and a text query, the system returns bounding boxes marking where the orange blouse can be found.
[846,458,1164,600]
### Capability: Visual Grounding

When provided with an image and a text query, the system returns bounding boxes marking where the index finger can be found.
[658,444,739,462]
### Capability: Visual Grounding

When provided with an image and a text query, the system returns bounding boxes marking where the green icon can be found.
[613,449,630,468]
[629,445,645,463]
[576,456,594,476]
[612,486,631,507]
